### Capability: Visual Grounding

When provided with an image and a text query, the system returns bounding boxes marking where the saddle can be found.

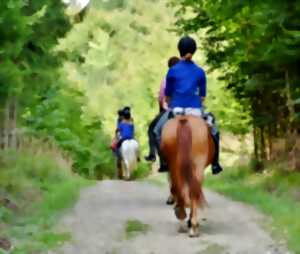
[168,110,216,128]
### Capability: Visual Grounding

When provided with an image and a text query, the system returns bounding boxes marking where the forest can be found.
[0,0,299,253]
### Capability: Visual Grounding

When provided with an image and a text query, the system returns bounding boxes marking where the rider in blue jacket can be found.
[164,36,223,174]
[116,108,134,148]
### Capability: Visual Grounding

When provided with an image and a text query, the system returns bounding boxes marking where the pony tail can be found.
[177,118,201,202]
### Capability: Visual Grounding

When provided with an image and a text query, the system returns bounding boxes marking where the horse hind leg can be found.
[117,159,123,179]
[174,196,188,233]
[188,173,204,237]
[166,179,175,205]
[124,160,130,180]
[188,198,200,237]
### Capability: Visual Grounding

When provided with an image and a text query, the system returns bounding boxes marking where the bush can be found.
[0,139,89,253]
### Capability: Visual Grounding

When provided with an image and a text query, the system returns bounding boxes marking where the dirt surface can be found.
[49,180,291,254]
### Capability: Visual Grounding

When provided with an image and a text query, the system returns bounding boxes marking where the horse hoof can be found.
[178,221,188,233]
[166,196,175,205]
[178,226,188,233]
[189,226,200,238]
[187,219,192,228]
[174,206,180,219]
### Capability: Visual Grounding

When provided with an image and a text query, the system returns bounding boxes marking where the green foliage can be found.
[57,0,178,133]
[124,219,150,239]
[205,73,251,134]
[23,85,115,178]
[206,167,300,253]
[131,162,151,180]
[0,0,70,107]
[0,141,89,253]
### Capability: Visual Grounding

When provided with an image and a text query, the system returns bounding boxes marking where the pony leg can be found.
[135,146,140,162]
[166,195,175,205]
[188,199,200,237]
[124,160,130,180]
[178,219,188,233]
[117,159,123,179]
[174,197,187,233]
[187,163,206,237]
[166,173,175,205]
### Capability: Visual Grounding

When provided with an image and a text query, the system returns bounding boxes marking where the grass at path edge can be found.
[205,166,300,254]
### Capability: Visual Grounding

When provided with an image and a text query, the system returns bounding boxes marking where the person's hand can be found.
[162,101,169,111]
[200,97,206,112]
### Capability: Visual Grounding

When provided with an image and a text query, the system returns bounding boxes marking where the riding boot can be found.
[144,154,156,162]
[158,157,168,172]
[145,128,157,161]
[145,112,165,162]
[211,132,223,175]
[116,148,122,161]
[116,157,122,179]
[155,139,168,172]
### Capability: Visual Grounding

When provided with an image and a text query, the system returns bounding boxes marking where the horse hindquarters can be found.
[162,116,209,237]
[121,140,139,180]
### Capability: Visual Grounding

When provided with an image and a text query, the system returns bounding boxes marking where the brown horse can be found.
[161,115,214,237]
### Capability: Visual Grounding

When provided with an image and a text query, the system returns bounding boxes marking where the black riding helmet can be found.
[123,110,131,120]
[122,106,131,120]
[178,36,197,57]
[123,106,131,112]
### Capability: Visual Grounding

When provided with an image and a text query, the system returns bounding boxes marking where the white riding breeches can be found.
[172,107,203,117]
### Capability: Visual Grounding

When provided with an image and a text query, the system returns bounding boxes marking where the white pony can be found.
[119,139,139,180]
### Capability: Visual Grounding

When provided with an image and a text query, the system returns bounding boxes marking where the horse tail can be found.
[177,118,202,205]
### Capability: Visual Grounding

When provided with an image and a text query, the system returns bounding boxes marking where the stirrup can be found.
[212,164,223,175]
[158,164,168,172]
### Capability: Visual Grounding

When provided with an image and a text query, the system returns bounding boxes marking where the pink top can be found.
[158,79,168,110]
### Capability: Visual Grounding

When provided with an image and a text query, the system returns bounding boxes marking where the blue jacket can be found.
[117,122,134,140]
[165,60,206,109]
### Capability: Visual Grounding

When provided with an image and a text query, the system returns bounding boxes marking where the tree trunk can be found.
[268,124,273,161]
[3,97,18,150]
[0,108,4,149]
[285,70,298,171]
[260,126,266,161]
[10,97,17,149]
[4,100,9,149]
[253,126,258,160]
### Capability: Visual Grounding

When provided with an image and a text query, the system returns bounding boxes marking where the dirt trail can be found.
[50,180,290,254]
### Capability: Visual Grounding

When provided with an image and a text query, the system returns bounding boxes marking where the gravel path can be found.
[50,180,290,254]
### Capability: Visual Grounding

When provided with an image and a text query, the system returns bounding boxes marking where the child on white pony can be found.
[115,108,139,179]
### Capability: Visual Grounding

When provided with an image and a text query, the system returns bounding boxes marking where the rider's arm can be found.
[199,69,207,104]
[115,122,121,137]
[162,95,169,110]
[165,69,174,105]
[159,79,169,110]
[165,96,171,106]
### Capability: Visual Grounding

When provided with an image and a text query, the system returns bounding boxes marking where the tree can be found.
[0,0,71,149]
